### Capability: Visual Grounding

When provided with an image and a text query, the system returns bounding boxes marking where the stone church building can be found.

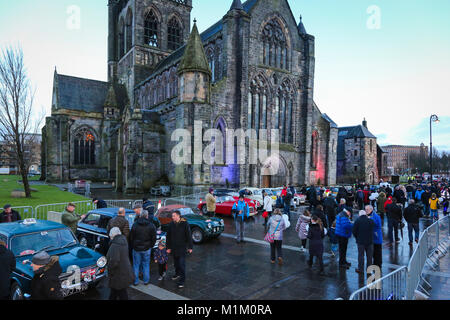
[42,0,338,193]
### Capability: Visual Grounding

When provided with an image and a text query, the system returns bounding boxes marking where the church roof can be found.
[53,73,128,113]
[298,15,307,34]
[337,125,377,160]
[322,113,338,128]
[177,21,211,75]
[54,73,109,113]
[230,0,244,10]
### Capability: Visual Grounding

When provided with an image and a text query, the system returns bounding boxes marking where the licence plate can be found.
[61,282,89,297]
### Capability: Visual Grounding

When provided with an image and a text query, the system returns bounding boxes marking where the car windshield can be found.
[219,196,234,202]
[11,228,77,257]
[179,207,194,216]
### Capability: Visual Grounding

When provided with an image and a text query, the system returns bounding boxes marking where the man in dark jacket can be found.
[106,228,134,300]
[107,208,130,240]
[307,185,317,210]
[352,210,375,274]
[0,204,22,223]
[129,211,156,286]
[143,199,155,217]
[323,195,337,227]
[385,198,403,246]
[313,205,328,229]
[404,199,423,245]
[93,198,107,209]
[421,189,431,217]
[166,210,193,289]
[283,189,293,220]
[30,252,63,300]
[0,240,15,300]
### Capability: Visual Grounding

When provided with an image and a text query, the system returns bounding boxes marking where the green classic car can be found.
[0,219,107,300]
[155,205,225,244]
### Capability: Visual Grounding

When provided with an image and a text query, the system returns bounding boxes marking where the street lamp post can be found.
[430,114,439,182]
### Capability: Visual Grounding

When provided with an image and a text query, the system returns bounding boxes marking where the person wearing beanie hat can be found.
[352,208,375,275]
[30,251,63,300]
[154,239,169,281]
[0,204,22,223]
[205,187,216,217]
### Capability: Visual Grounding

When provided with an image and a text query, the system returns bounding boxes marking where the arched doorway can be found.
[261,155,287,188]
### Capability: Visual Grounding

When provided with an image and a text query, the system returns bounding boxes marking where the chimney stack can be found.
[362,118,368,129]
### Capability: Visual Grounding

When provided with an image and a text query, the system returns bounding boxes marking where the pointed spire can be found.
[178,19,211,76]
[229,0,243,11]
[104,85,118,108]
[298,15,307,34]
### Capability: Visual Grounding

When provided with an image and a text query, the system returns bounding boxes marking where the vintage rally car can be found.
[0,219,107,300]
[76,208,166,255]
[156,205,224,244]
[198,195,258,217]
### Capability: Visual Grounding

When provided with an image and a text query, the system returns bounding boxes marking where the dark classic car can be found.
[0,219,107,300]
[156,205,224,244]
[76,208,166,255]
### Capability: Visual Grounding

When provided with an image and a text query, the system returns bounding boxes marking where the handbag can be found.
[264,220,282,243]
[262,211,269,219]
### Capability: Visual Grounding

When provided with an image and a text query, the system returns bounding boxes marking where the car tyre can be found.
[191,227,204,244]
[202,205,208,215]
[10,282,24,301]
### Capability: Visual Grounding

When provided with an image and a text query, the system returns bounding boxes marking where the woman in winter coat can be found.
[376,192,387,220]
[267,209,286,265]
[106,227,135,300]
[296,209,311,252]
[307,215,326,275]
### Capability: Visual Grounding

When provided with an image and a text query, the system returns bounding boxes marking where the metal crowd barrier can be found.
[104,199,135,209]
[349,266,408,300]
[11,206,35,220]
[34,200,94,220]
[406,230,431,299]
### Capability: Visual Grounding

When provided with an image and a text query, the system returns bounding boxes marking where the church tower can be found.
[107,0,193,102]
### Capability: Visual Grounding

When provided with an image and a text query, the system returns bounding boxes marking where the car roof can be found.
[87,208,136,218]
[0,220,67,238]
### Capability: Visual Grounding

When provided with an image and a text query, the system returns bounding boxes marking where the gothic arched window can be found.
[168,17,182,51]
[144,9,159,47]
[311,131,319,169]
[125,10,133,52]
[118,18,125,58]
[206,48,215,83]
[261,19,289,70]
[74,128,96,166]
[249,75,269,138]
[277,79,294,143]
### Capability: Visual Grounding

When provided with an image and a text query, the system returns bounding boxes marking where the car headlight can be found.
[207,223,212,229]
[220,219,224,225]
[97,256,107,268]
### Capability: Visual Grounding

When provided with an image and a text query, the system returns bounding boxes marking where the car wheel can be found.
[78,235,88,247]
[202,205,208,215]
[191,227,204,244]
[11,282,24,301]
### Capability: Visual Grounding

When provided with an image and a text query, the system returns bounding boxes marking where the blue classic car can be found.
[76,208,166,255]
[0,219,107,300]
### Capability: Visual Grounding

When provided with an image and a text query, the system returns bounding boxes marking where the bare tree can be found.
[0,45,42,197]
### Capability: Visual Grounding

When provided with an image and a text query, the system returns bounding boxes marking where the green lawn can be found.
[0,175,89,218]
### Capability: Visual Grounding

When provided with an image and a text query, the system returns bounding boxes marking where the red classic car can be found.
[197,195,257,217]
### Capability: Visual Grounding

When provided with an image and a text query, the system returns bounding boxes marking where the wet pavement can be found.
[70,206,449,300]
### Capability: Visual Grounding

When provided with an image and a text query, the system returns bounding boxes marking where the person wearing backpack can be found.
[267,209,286,265]
[232,195,250,244]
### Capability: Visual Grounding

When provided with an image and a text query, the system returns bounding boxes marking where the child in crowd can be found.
[429,193,439,220]
[328,221,338,257]
[296,209,311,252]
[154,239,169,281]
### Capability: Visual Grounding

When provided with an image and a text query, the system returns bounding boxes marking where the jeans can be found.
[283,203,290,220]
[109,288,128,300]
[338,236,349,265]
[357,244,373,273]
[132,249,151,284]
[423,204,430,216]
[407,192,413,201]
[235,219,245,242]
[174,255,186,285]
[408,223,420,242]
[373,244,382,268]
[387,218,399,243]
[270,240,283,261]
[430,209,438,219]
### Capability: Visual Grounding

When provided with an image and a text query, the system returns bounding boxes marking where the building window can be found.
[118,18,125,58]
[125,10,133,52]
[354,165,358,172]
[311,131,318,169]
[207,48,215,82]
[261,19,289,70]
[249,74,269,138]
[74,128,95,166]
[278,79,294,143]
[354,150,358,157]
[144,9,159,47]
[168,17,182,51]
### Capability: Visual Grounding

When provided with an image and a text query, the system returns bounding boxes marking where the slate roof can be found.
[337,125,377,160]
[322,113,338,128]
[55,74,109,113]
[177,21,211,75]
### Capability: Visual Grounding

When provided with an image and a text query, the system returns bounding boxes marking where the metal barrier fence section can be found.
[406,230,431,299]
[11,206,35,220]
[34,200,94,220]
[349,267,408,300]
[104,199,135,209]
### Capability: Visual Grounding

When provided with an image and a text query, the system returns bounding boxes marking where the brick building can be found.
[42,0,338,193]
[0,134,41,174]
[382,143,428,175]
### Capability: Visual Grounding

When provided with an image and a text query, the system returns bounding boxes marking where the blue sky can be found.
[0,0,449,150]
